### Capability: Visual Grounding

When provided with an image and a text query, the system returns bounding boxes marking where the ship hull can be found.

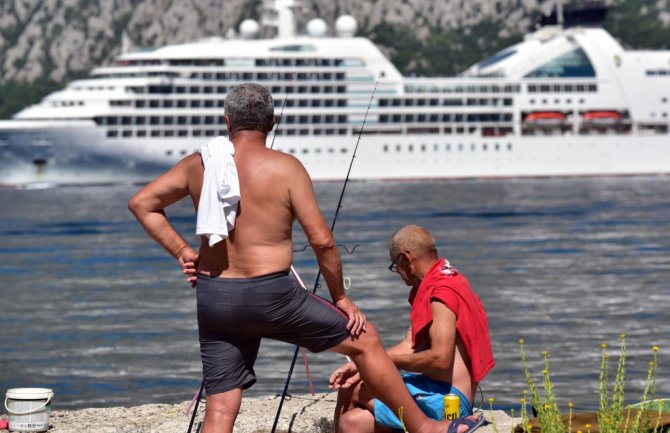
[1,123,668,186]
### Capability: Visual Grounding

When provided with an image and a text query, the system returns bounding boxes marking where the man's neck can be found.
[414,257,440,280]
[230,130,268,148]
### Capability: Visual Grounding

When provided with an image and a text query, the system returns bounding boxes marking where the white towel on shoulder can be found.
[196,136,240,247]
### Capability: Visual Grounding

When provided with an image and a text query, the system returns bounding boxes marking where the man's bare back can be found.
[182,135,322,278]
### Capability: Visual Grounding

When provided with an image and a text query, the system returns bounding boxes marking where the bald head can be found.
[389,225,438,260]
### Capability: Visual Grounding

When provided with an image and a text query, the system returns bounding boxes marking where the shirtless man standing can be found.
[128,84,479,433]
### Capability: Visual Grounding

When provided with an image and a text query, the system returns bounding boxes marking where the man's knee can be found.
[338,407,374,433]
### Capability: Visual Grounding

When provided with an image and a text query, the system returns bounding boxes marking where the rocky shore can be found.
[1,393,520,433]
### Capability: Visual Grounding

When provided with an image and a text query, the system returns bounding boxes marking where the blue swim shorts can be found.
[374,373,473,430]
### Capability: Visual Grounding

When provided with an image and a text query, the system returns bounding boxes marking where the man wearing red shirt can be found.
[330,225,494,433]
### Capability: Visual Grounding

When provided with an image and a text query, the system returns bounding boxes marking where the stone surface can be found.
[0,393,520,433]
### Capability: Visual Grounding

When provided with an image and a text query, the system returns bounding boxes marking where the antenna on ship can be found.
[556,0,564,27]
[122,31,131,54]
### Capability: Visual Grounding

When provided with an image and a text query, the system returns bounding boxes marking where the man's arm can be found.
[288,159,366,336]
[388,301,457,375]
[128,154,197,261]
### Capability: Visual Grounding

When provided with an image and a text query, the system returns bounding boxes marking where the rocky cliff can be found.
[0,0,669,114]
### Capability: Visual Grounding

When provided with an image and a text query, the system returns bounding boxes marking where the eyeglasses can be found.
[388,252,404,273]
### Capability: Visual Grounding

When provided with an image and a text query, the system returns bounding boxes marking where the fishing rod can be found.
[270,78,380,433]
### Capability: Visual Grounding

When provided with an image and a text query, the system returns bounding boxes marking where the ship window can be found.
[430,114,439,122]
[206,130,216,136]
[204,100,214,108]
[177,100,187,108]
[164,117,174,125]
[300,129,309,136]
[151,130,161,137]
[137,130,147,137]
[340,148,347,153]
[150,100,160,108]
[383,144,389,152]
[421,144,426,152]
[193,130,202,137]
[204,87,213,94]
[176,86,186,93]
[339,128,347,135]
[122,116,132,125]
[299,115,309,123]
[477,48,517,69]
[177,116,187,125]
[528,85,537,93]
[164,130,174,137]
[122,130,132,137]
[178,130,188,137]
[396,144,401,152]
[166,150,173,156]
[136,100,146,108]
[150,116,160,125]
[299,100,309,107]
[525,47,596,78]
[311,100,321,107]
[191,100,201,108]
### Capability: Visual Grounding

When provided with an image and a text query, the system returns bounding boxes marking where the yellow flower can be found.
[585,424,591,429]
[653,345,660,352]
[568,402,574,409]
[519,338,525,345]
[542,369,548,375]
[650,361,655,367]
[601,343,607,349]
[520,397,526,404]
[488,397,494,403]
[620,333,626,340]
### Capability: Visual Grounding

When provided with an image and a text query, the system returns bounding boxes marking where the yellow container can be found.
[444,394,460,421]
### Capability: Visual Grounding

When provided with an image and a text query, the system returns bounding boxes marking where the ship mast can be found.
[262,0,300,38]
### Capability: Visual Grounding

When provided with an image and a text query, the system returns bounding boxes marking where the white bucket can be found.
[4,388,53,432]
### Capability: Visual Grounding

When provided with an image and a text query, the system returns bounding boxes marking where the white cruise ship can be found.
[0,0,669,186]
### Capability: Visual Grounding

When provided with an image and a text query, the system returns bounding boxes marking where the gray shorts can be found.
[196,272,350,395]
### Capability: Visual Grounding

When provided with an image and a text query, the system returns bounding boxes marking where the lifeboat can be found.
[524,112,566,123]
[583,111,622,122]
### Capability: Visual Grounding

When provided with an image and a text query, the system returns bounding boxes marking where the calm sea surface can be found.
[1,176,669,412]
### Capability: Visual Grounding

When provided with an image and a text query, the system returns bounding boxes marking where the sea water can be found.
[0,176,668,411]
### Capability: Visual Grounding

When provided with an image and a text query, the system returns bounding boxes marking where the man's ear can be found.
[225,114,233,136]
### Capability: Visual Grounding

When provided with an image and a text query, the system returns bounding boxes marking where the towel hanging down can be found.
[196,136,240,247]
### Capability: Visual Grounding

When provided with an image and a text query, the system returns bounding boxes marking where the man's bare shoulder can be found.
[250,147,309,177]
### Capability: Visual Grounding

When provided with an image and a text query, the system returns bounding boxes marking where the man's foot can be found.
[446,414,485,433]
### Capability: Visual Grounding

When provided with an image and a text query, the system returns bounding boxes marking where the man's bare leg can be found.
[201,387,242,433]
[330,323,472,433]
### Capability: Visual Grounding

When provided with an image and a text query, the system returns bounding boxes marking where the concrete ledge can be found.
[2,393,520,433]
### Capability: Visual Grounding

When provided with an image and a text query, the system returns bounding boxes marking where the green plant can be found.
[516,336,663,433]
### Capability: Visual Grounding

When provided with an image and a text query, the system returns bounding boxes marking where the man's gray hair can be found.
[224,83,275,134]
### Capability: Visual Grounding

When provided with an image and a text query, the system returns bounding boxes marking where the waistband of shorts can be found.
[196,270,290,284]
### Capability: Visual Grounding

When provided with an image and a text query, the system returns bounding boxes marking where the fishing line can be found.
[292,243,361,255]
[270,77,380,433]
[270,73,295,150]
